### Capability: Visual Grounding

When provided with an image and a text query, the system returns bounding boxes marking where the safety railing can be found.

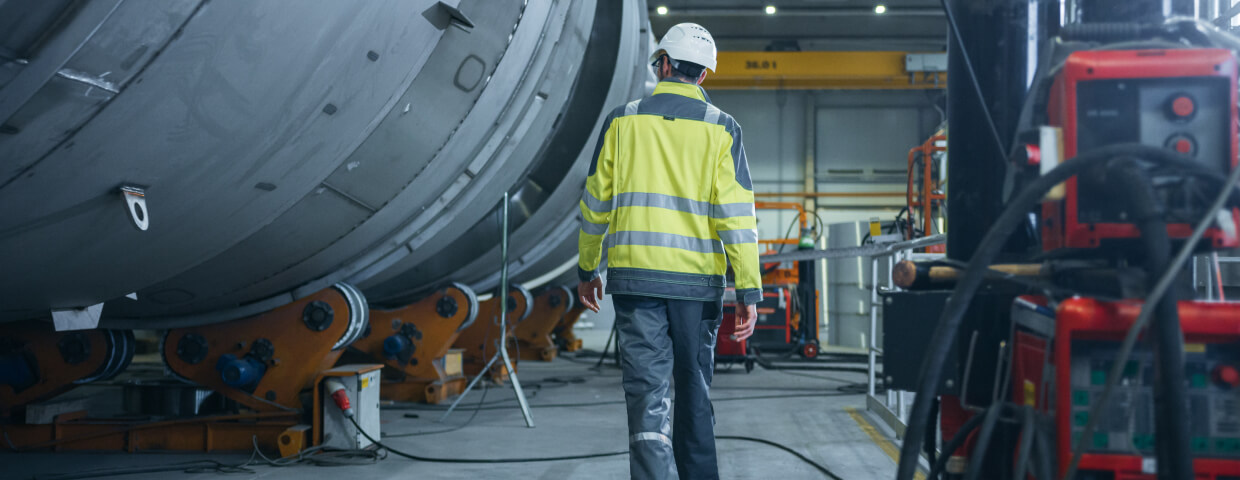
[759,234,947,436]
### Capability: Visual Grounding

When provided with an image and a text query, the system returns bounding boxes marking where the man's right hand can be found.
[578,277,604,313]
[732,303,757,341]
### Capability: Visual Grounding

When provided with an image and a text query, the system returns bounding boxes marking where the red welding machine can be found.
[1011,296,1240,479]
[1041,48,1240,252]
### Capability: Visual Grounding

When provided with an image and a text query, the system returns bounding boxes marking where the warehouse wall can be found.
[710,88,944,350]
[710,89,945,242]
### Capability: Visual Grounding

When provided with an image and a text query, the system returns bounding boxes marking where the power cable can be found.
[1062,141,1240,479]
[352,417,844,478]
[715,435,845,480]
[894,143,1240,480]
[383,381,490,438]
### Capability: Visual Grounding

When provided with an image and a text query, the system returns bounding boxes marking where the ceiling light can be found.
[765,5,777,15]
[874,4,887,14]
[656,5,668,15]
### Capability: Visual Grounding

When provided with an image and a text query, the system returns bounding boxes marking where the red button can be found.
[1216,365,1240,388]
[1175,139,1193,154]
[1172,96,1195,118]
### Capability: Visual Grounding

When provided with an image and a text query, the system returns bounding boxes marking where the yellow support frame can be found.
[702,51,946,90]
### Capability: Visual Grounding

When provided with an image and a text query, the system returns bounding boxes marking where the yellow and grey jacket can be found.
[577,81,762,305]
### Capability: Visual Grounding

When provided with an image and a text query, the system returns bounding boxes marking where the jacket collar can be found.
[653,80,710,103]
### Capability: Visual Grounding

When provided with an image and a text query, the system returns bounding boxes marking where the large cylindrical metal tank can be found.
[0,0,649,326]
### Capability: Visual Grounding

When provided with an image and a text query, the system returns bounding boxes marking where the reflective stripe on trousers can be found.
[614,295,723,480]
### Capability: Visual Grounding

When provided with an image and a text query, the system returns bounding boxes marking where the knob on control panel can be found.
[1165,134,1197,156]
[1169,94,1196,120]
[1214,364,1239,389]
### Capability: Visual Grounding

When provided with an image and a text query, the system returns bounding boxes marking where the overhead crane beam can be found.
[702,51,947,90]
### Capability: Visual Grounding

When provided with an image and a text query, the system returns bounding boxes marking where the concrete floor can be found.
[4,354,907,480]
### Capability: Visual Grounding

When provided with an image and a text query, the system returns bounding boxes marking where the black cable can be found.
[1012,406,1036,480]
[384,380,490,438]
[715,435,845,480]
[388,391,857,413]
[894,143,1238,480]
[938,0,1009,162]
[1112,162,1193,478]
[962,402,1004,480]
[356,415,844,477]
[927,408,989,480]
[353,415,630,463]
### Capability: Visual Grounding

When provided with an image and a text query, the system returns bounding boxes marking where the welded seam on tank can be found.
[0,0,208,191]
[111,4,464,322]
[0,0,124,127]
[281,0,540,291]
[138,0,550,325]
[335,0,565,289]
[455,1,645,292]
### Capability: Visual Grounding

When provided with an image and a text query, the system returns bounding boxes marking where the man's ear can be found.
[696,71,707,85]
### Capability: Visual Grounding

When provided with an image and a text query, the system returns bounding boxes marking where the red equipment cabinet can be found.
[1042,48,1240,252]
[716,288,794,365]
[1010,296,1240,479]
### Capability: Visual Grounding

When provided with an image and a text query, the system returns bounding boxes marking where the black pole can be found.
[945,0,1036,263]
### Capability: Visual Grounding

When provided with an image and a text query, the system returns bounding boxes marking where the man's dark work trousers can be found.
[613,294,723,480]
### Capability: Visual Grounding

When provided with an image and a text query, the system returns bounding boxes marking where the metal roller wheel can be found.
[449,282,480,332]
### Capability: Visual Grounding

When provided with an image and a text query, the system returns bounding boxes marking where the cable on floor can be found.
[352,417,844,478]
[383,380,490,437]
[715,435,845,480]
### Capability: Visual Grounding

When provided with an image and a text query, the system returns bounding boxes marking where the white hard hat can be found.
[650,23,717,72]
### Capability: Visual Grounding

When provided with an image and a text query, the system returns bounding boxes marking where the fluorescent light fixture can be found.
[656,5,668,15]
[874,4,887,14]
[765,5,777,14]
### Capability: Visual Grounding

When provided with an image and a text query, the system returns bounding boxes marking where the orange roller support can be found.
[161,284,367,412]
[1,322,134,417]
[554,303,588,353]
[514,286,573,362]
[452,285,533,383]
[342,283,478,404]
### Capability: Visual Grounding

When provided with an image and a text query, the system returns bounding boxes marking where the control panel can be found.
[1041,48,1240,252]
[1068,340,1240,458]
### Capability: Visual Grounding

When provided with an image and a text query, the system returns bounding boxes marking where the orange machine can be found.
[452,285,533,383]
[160,284,367,412]
[514,286,572,362]
[343,283,477,404]
[905,133,947,252]
[1,284,370,453]
[553,302,588,353]
[1,323,133,418]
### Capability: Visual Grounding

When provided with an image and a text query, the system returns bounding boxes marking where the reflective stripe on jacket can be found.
[578,81,762,305]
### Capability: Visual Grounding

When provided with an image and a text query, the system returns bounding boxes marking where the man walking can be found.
[576,23,762,480]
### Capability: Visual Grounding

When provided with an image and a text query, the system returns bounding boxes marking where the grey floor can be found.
[4,356,906,480]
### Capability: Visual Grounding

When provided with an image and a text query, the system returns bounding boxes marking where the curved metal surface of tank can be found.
[0,0,648,326]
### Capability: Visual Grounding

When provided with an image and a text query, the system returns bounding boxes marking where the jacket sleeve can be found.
[711,119,763,305]
[577,110,619,282]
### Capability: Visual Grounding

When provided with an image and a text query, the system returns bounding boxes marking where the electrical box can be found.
[1042,48,1240,253]
[317,365,382,450]
[905,53,947,72]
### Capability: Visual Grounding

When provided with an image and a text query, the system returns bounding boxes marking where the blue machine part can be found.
[0,353,36,392]
[382,335,410,359]
[215,353,267,390]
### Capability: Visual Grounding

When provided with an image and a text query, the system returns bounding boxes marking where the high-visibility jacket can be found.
[578,81,762,305]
